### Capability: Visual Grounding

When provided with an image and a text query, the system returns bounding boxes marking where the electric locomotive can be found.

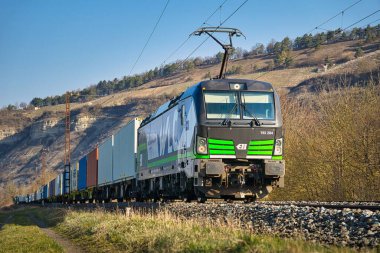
[137,78,285,202]
[16,27,285,204]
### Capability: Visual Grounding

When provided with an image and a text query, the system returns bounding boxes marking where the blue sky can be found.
[0,0,379,107]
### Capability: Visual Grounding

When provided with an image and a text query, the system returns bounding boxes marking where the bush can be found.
[225,65,243,76]
[271,80,380,201]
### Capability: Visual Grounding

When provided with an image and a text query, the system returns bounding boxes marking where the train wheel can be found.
[244,197,256,203]
[197,197,206,203]
[181,194,193,202]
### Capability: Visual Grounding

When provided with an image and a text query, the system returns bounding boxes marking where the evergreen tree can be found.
[281,37,292,51]
[293,37,303,50]
[30,97,44,107]
[273,42,282,54]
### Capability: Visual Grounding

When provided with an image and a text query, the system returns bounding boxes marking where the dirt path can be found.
[27,214,83,253]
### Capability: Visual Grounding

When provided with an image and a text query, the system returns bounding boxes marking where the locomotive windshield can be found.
[204,91,240,119]
[204,91,275,120]
[241,92,275,120]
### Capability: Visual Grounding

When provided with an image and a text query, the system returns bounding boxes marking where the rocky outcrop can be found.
[73,115,96,131]
[30,118,62,139]
[0,128,23,143]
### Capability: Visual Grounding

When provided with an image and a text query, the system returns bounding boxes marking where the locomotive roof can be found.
[200,78,274,91]
[141,78,274,126]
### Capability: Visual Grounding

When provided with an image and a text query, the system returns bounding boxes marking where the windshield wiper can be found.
[221,97,238,127]
[242,96,261,127]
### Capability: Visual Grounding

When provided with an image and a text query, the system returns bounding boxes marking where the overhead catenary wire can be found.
[254,7,378,81]
[307,0,363,34]
[129,0,170,75]
[342,9,380,31]
[175,0,249,67]
[28,1,375,114]
[203,0,229,26]
[26,0,240,114]
[367,18,380,26]
[28,1,248,132]
[162,0,229,65]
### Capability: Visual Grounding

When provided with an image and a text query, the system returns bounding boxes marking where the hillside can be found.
[0,38,379,197]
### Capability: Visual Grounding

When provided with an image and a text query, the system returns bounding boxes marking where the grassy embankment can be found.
[0,207,63,253]
[270,78,380,201]
[0,206,373,253]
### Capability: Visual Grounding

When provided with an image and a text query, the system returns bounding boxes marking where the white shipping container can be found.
[70,161,79,192]
[113,118,141,182]
[18,195,26,203]
[98,136,114,186]
[46,184,50,198]
[55,174,62,196]
[36,189,40,201]
[55,175,59,196]
[60,172,64,195]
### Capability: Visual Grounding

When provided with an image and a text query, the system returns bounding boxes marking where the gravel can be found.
[163,202,380,248]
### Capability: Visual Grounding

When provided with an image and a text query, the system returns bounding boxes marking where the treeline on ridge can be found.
[21,24,380,108]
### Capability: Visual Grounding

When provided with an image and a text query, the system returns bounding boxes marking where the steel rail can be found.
[29,200,380,212]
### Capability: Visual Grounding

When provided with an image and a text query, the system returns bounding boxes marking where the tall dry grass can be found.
[272,77,380,201]
[48,207,358,253]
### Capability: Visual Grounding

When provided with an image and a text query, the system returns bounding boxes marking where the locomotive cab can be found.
[136,78,285,202]
[192,79,285,200]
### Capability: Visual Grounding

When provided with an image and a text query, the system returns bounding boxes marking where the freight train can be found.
[15,78,285,204]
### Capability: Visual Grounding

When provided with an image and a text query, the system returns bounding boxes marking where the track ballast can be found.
[35,200,380,248]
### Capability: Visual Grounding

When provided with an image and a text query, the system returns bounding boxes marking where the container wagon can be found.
[19,79,284,204]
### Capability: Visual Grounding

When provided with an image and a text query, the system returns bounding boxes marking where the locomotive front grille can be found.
[246,139,274,159]
[208,138,236,158]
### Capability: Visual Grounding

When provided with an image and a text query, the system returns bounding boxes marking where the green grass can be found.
[51,209,361,253]
[0,208,63,253]
[1,206,376,253]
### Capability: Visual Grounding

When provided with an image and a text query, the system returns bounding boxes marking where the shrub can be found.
[271,80,380,201]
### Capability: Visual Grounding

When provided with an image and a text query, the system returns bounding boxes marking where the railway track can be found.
[259,201,380,211]
[28,200,380,248]
[38,200,380,212]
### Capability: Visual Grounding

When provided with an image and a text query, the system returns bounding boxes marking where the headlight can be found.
[197,136,208,154]
[274,138,283,155]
